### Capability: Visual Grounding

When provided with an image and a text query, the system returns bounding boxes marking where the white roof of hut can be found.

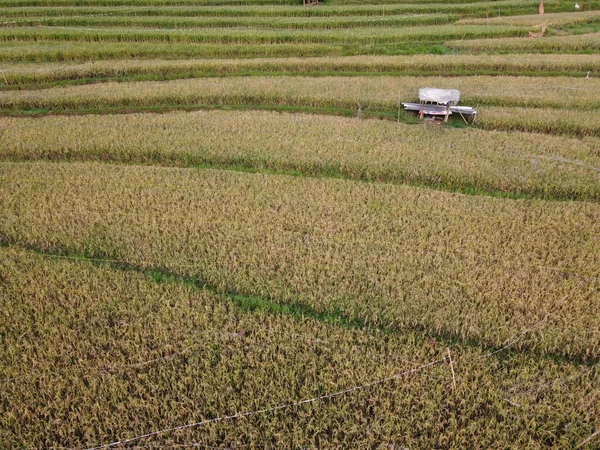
[419,88,460,105]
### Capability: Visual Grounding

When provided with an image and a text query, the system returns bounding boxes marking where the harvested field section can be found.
[2,110,600,200]
[1,163,598,360]
[459,10,600,26]
[1,248,598,448]
[447,32,600,53]
[3,54,600,85]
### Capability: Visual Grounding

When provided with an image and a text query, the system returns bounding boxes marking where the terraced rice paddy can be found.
[0,0,599,449]
[2,54,600,85]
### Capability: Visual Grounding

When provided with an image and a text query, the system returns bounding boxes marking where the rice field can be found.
[2,110,600,199]
[459,9,600,26]
[447,31,600,52]
[3,162,600,354]
[0,0,575,17]
[1,0,599,449]
[2,75,599,137]
[0,41,364,61]
[2,246,597,448]
[0,24,533,46]
[4,75,600,110]
[2,54,599,85]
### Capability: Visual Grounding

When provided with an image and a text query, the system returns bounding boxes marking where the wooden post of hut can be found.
[444,102,452,122]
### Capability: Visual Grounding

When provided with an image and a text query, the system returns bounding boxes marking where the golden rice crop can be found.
[2,75,599,111]
[477,105,600,136]
[2,1,599,448]
[1,162,598,360]
[447,31,600,52]
[2,110,599,199]
[2,247,597,448]
[3,53,599,85]
[1,75,599,137]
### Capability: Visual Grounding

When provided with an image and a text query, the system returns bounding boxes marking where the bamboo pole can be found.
[447,348,457,393]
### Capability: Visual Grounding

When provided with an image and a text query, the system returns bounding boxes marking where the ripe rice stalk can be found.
[1,110,599,199]
[0,41,363,62]
[476,106,600,137]
[1,247,597,448]
[0,0,302,5]
[2,54,599,85]
[1,162,598,359]
[1,75,598,111]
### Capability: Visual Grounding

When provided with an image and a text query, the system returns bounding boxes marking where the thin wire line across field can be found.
[78,279,586,450]
[82,357,447,450]
[1,248,592,448]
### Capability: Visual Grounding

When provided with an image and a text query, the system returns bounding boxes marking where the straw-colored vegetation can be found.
[476,105,600,136]
[0,41,363,61]
[2,247,598,449]
[3,53,599,85]
[447,31,600,52]
[2,75,599,111]
[2,32,599,63]
[1,162,599,360]
[2,110,600,199]
[459,9,600,26]
[2,0,600,448]
[2,76,599,137]
[0,0,302,6]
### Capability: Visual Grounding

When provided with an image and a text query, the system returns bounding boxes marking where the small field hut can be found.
[402,88,477,123]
